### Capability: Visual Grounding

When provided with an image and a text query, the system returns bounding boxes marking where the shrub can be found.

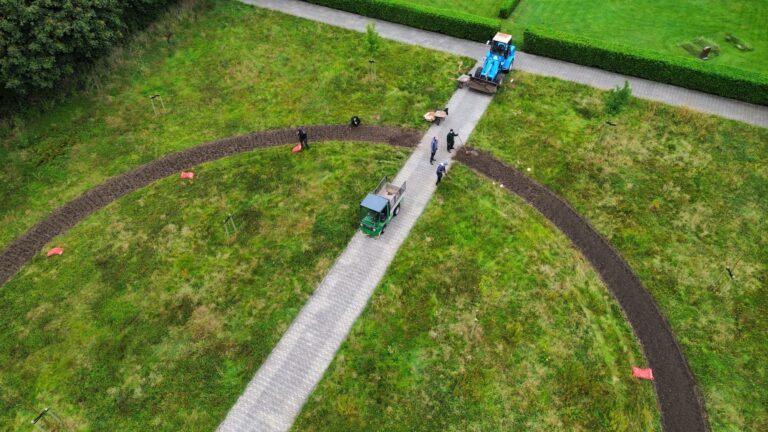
[524,27,768,106]
[498,0,521,19]
[303,0,500,42]
[604,81,632,115]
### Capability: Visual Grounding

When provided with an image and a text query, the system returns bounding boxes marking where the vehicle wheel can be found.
[474,67,482,78]
[380,226,386,236]
[393,206,400,217]
[493,74,503,85]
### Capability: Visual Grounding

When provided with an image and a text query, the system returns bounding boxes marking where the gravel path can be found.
[456,147,708,432]
[240,0,768,128]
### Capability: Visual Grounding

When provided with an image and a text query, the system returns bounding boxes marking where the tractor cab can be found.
[359,176,406,237]
[490,33,513,57]
[489,32,515,71]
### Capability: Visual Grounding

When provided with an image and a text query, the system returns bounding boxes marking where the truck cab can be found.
[359,176,406,237]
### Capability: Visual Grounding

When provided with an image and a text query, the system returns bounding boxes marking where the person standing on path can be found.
[297,128,309,150]
[430,137,438,165]
[436,162,447,185]
[446,129,459,152]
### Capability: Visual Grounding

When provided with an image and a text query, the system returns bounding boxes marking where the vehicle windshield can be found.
[491,41,507,55]
[362,208,385,223]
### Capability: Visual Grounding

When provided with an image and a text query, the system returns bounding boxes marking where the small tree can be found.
[365,23,381,58]
[604,80,632,115]
[364,23,381,78]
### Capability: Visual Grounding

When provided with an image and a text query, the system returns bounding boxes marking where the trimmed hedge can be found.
[524,26,768,106]
[498,0,521,19]
[302,0,499,42]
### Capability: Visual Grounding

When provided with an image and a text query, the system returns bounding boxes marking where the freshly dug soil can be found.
[0,125,420,287]
[456,147,708,432]
[0,127,707,432]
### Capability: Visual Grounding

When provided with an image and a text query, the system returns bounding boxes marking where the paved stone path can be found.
[217,74,493,431]
[241,0,768,128]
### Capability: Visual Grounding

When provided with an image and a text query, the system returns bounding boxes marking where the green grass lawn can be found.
[0,142,410,430]
[470,72,768,430]
[403,0,768,75]
[293,165,660,431]
[0,0,473,250]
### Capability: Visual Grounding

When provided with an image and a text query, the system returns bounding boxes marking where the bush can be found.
[524,27,768,106]
[303,0,499,42]
[0,0,179,111]
[604,81,632,115]
[498,0,521,19]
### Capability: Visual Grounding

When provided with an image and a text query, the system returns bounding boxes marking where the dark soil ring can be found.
[456,147,708,432]
[0,125,420,287]
[0,127,706,431]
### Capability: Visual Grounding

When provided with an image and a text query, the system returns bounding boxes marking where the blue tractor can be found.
[469,32,516,94]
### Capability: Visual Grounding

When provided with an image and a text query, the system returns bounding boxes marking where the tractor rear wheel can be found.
[393,205,400,217]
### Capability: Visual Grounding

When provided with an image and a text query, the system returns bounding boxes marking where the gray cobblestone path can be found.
[217,74,493,432]
[241,0,768,128]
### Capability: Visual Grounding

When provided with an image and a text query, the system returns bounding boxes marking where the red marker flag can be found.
[47,247,64,257]
[632,367,654,381]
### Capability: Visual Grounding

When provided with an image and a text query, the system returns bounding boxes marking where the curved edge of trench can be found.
[456,146,709,432]
[0,125,421,287]
[0,126,708,432]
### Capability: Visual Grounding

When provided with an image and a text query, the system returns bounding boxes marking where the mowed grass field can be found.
[293,166,660,431]
[0,0,473,249]
[403,0,768,75]
[470,72,768,430]
[0,142,410,430]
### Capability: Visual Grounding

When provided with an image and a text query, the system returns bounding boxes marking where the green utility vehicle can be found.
[359,176,406,237]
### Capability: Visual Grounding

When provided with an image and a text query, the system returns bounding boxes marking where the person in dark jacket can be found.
[446,129,459,152]
[436,162,447,185]
[297,128,309,150]
[430,137,438,165]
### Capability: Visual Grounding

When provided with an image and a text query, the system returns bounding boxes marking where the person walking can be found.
[430,136,438,165]
[446,129,459,152]
[436,162,447,185]
[297,128,309,150]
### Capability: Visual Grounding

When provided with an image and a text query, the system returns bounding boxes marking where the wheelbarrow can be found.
[423,109,448,125]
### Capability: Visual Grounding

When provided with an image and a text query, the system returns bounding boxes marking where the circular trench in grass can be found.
[0,127,706,431]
